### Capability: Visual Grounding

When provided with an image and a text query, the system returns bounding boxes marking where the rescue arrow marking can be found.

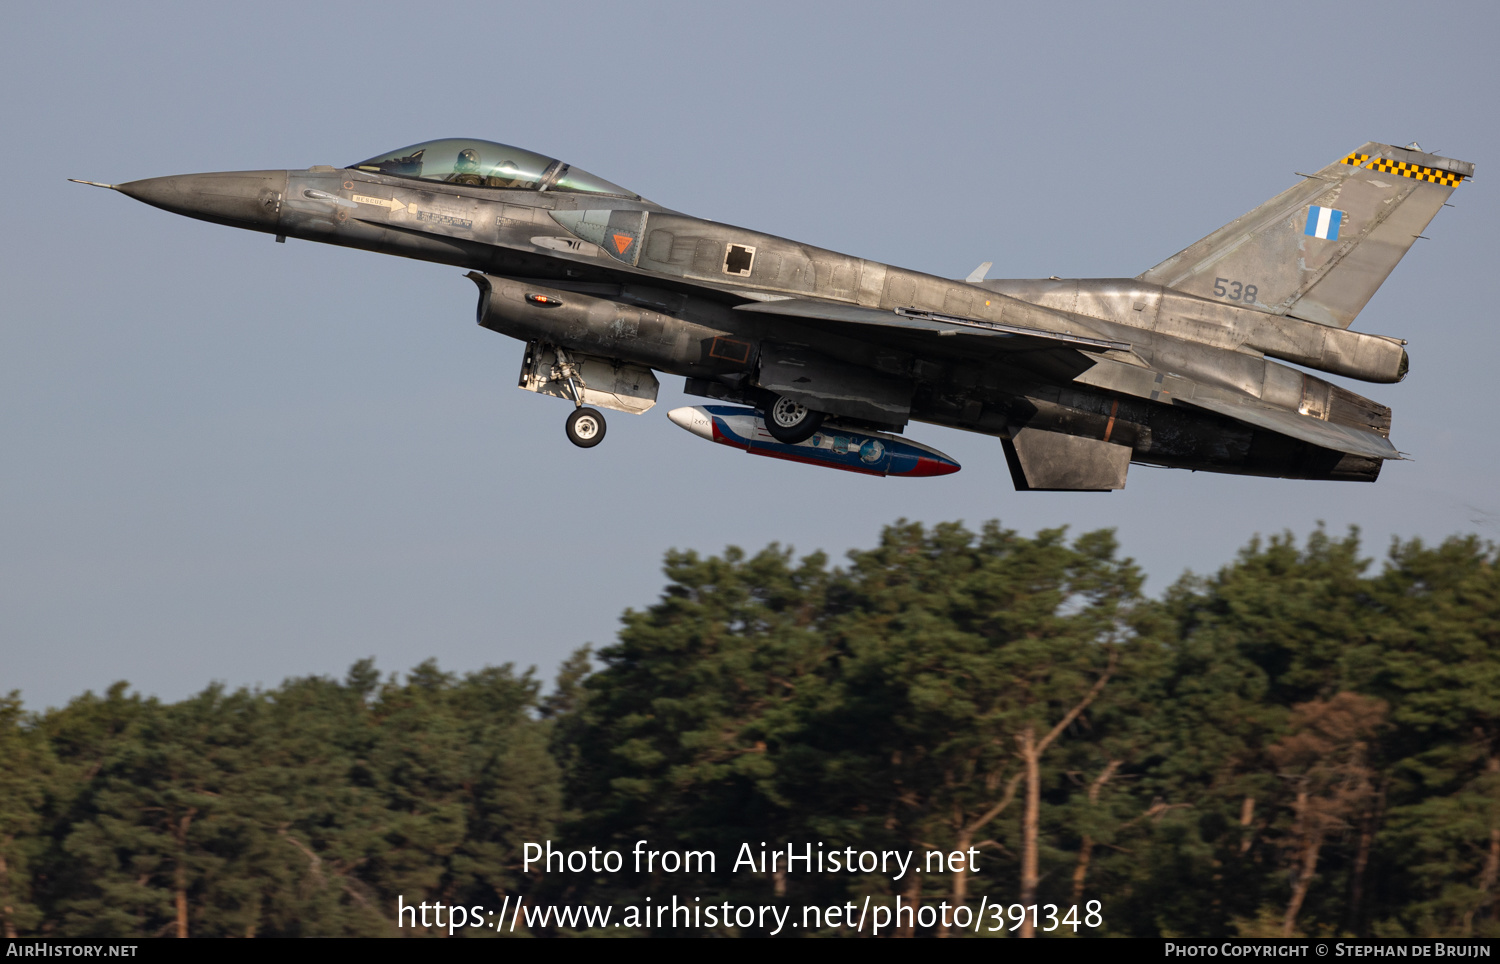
[352,194,406,214]
[612,233,633,254]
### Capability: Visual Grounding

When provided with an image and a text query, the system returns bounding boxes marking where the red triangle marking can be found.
[612,233,633,254]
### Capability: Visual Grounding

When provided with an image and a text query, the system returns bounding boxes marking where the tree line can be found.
[3,521,1498,937]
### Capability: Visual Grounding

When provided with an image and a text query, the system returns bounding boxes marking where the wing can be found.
[734,298,1131,353]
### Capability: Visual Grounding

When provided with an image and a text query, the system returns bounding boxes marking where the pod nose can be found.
[115,170,288,232]
[667,406,715,441]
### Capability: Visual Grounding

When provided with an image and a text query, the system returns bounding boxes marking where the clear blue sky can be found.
[4,1,1496,710]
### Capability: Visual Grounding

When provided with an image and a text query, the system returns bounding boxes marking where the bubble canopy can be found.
[349,139,638,198]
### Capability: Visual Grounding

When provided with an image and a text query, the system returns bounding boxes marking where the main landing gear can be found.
[762,394,825,444]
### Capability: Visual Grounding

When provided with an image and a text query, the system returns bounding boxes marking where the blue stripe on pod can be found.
[697,406,959,477]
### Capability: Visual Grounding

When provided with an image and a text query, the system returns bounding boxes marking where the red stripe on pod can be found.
[747,448,888,476]
[904,456,961,478]
[709,421,746,449]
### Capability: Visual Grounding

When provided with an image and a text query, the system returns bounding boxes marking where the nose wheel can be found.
[566,407,607,447]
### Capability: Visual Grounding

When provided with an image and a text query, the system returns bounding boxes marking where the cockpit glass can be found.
[349,139,639,198]
[551,166,637,198]
[351,139,553,189]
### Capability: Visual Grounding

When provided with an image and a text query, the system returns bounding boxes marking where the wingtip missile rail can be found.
[668,406,960,478]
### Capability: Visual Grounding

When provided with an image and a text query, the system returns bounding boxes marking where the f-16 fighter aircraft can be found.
[74,138,1471,490]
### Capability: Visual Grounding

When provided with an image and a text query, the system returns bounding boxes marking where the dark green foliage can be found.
[555,543,834,911]
[9,662,557,937]
[6,521,1500,937]
[560,522,1155,932]
[0,691,54,937]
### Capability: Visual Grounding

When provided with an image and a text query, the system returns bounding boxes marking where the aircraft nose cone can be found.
[116,170,288,232]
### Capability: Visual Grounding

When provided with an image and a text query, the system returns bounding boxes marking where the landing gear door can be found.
[518,343,659,415]
[757,342,912,427]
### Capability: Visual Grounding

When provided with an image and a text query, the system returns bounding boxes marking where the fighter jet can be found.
[73,138,1471,490]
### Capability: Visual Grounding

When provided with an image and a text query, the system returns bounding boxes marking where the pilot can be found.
[450,148,484,186]
[488,160,527,189]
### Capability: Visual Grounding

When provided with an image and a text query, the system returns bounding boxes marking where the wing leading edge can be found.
[733,298,1130,353]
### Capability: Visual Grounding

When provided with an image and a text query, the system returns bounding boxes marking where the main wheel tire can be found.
[762,395,825,444]
[565,407,607,448]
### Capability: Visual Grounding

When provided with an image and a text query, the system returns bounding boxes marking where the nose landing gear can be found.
[543,346,607,448]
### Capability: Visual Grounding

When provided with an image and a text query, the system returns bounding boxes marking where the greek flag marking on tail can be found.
[1304,205,1343,241]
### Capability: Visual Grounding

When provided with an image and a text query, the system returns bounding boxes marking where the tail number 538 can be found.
[1213,278,1258,303]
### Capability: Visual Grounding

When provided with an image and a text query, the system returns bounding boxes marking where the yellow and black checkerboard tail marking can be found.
[1369,157,1466,187]
[1342,149,1464,187]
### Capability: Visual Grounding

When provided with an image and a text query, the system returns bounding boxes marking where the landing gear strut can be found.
[551,346,607,448]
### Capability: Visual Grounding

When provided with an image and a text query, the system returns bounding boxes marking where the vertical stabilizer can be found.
[1138,143,1472,329]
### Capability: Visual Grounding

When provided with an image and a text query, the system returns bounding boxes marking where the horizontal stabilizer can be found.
[1180,393,1401,461]
[735,298,1130,352]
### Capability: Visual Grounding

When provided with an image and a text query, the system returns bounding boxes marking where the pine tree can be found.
[560,543,833,925]
[1372,536,1500,936]
[0,693,52,936]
